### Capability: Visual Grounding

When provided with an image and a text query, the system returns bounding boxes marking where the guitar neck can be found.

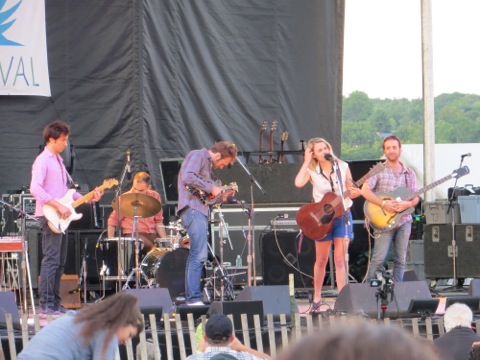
[72,184,108,208]
[403,174,454,201]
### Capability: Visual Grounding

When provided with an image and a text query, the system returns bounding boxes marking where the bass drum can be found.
[154,248,204,299]
[140,248,169,281]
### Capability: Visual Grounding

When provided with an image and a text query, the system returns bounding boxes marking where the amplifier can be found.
[22,196,36,215]
[270,218,298,232]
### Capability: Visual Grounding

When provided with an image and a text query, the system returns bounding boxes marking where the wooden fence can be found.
[2,312,476,360]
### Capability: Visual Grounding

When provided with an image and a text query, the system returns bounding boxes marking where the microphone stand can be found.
[235,157,265,286]
[446,155,466,290]
[331,156,349,291]
[113,156,130,290]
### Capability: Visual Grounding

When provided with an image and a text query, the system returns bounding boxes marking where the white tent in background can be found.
[401,144,479,200]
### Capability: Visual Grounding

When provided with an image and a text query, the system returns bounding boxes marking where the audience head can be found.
[75,292,144,356]
[276,319,438,360]
[444,302,473,332]
[204,313,233,346]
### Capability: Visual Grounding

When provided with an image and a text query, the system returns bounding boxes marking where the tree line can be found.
[341,91,480,161]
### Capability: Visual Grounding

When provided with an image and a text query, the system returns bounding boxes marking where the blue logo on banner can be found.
[0,0,24,46]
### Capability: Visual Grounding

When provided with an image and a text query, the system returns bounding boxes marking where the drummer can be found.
[107,171,166,255]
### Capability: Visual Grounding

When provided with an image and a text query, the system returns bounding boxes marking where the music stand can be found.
[407,298,440,319]
[445,296,480,313]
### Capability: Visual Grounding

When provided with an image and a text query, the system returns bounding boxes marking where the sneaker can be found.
[56,305,70,314]
[186,301,205,306]
[39,308,62,317]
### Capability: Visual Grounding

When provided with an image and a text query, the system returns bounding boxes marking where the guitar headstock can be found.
[260,120,268,133]
[229,182,239,192]
[453,165,470,179]
[270,120,278,132]
[369,162,386,177]
[102,178,119,189]
[281,131,289,142]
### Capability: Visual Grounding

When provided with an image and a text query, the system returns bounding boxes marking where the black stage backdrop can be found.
[0,0,344,202]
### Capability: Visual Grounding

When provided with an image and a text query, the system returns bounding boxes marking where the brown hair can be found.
[382,135,402,150]
[74,292,143,356]
[43,120,70,143]
[276,320,437,360]
[210,141,238,163]
[306,137,335,172]
[134,171,152,186]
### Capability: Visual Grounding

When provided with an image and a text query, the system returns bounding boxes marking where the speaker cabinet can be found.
[334,281,432,318]
[260,231,315,288]
[0,292,21,329]
[236,285,297,315]
[124,288,173,315]
[208,300,263,329]
[424,224,480,278]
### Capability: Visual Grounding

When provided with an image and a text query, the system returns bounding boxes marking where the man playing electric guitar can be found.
[30,120,104,316]
[361,135,419,283]
[177,141,238,306]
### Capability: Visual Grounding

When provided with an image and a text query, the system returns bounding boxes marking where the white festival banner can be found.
[0,0,51,96]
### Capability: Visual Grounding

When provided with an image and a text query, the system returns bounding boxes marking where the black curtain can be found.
[0,0,344,203]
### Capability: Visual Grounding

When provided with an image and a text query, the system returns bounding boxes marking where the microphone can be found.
[126,149,132,180]
[324,153,334,161]
[461,152,471,159]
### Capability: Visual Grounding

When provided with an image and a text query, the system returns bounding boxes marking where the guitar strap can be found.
[56,154,77,189]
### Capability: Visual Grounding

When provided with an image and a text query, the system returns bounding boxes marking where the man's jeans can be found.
[367,221,411,282]
[181,209,208,303]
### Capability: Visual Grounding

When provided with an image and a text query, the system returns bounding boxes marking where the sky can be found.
[343,0,480,100]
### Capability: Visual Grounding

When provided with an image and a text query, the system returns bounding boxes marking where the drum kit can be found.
[100,192,241,302]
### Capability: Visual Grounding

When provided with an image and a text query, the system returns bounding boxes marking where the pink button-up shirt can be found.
[30,147,80,217]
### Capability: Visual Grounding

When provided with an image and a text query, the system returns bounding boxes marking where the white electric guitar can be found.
[43,179,118,234]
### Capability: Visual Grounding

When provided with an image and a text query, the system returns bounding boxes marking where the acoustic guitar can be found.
[364,166,470,233]
[296,162,384,240]
[43,178,118,234]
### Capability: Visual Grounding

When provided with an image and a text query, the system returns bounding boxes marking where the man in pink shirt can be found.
[30,120,103,316]
[107,171,167,255]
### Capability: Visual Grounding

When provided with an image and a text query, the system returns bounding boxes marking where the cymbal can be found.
[111,193,162,218]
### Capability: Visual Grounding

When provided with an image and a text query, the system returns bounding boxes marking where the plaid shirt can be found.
[365,161,417,226]
[177,148,215,217]
[186,346,265,360]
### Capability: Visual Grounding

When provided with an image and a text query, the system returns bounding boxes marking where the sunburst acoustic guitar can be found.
[364,166,470,233]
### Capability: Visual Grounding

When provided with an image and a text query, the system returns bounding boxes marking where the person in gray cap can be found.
[187,313,270,359]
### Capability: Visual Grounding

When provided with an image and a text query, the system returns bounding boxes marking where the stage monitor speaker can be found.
[235,285,298,315]
[469,279,480,297]
[334,281,432,318]
[0,292,21,330]
[261,231,315,288]
[124,288,173,316]
[207,300,263,330]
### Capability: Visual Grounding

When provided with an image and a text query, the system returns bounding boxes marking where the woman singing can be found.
[295,138,361,312]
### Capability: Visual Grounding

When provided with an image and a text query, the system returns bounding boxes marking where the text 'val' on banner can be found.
[0,0,50,96]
